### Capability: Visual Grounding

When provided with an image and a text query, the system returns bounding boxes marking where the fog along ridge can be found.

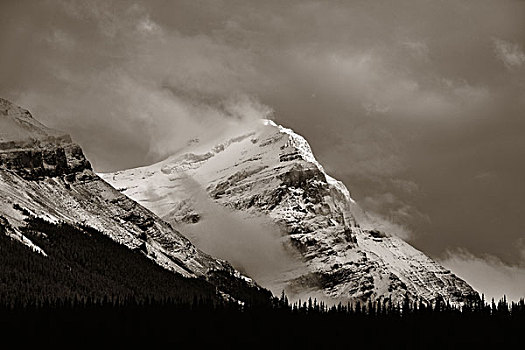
[102,118,478,305]
[0,98,268,304]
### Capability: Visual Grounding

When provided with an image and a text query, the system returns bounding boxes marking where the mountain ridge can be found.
[0,98,268,304]
[103,118,478,304]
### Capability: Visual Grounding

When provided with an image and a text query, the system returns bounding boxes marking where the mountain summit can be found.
[103,119,478,304]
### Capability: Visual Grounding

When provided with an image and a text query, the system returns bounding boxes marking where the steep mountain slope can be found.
[0,97,268,303]
[103,119,478,304]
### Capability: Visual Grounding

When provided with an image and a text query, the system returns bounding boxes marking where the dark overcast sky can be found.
[1,0,524,299]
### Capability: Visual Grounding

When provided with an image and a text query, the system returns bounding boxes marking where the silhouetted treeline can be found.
[278,290,525,320]
[1,293,523,348]
[1,216,523,348]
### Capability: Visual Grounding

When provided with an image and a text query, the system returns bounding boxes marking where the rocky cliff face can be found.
[0,98,91,179]
[0,98,263,301]
[0,142,91,180]
[103,119,478,304]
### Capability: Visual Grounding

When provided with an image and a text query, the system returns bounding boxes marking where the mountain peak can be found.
[103,119,478,304]
[262,119,356,205]
[262,118,320,165]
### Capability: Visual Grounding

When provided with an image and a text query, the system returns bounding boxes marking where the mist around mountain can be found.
[1,97,523,347]
[0,97,270,305]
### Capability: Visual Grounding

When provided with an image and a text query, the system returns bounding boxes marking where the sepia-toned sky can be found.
[1,0,524,300]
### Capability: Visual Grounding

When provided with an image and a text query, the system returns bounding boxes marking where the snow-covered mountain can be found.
[0,97,266,302]
[102,118,478,304]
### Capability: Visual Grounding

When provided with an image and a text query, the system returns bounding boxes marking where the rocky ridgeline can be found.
[0,98,267,303]
[0,98,91,179]
[0,142,91,180]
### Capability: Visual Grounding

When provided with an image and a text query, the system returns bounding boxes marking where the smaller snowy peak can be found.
[0,98,69,146]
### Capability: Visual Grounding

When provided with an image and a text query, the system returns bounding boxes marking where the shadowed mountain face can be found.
[0,97,269,304]
[103,120,478,304]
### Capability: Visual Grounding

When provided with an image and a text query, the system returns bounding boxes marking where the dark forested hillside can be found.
[0,217,257,306]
